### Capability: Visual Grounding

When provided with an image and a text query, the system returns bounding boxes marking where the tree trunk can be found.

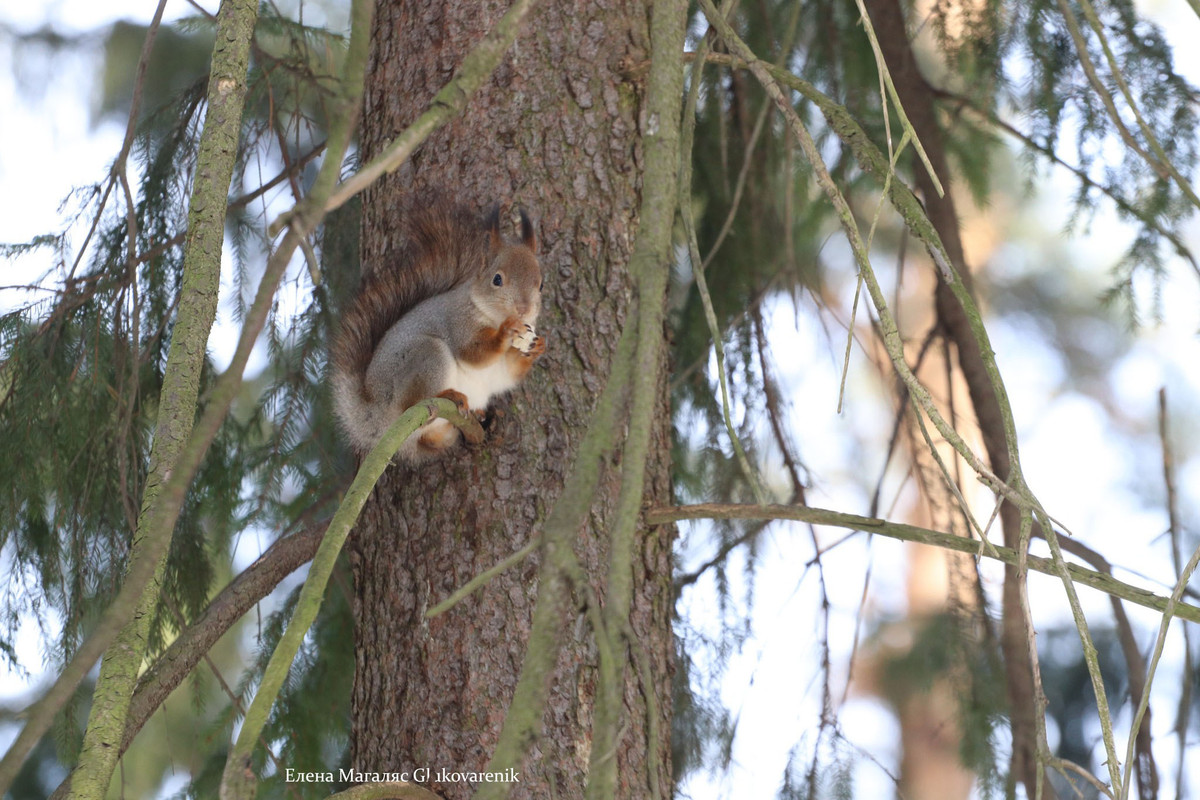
[349,2,674,799]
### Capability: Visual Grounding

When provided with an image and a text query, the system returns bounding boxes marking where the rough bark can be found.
[860,0,1049,794]
[349,2,674,799]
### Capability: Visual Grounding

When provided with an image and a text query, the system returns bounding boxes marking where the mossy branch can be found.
[5,0,382,787]
[476,225,645,800]
[426,538,540,619]
[693,14,1128,784]
[584,0,686,797]
[69,2,260,792]
[651,504,1200,625]
[45,517,329,800]
[476,326,639,800]
[327,783,443,800]
[218,398,481,800]
[1117,408,1198,800]
[851,0,944,198]
[696,0,999,498]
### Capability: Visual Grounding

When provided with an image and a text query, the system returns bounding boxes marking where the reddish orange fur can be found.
[436,388,469,413]
[505,334,545,380]
[458,316,525,366]
[418,425,459,452]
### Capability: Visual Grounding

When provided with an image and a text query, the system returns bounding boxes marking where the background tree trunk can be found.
[349,2,674,798]
[862,0,1048,793]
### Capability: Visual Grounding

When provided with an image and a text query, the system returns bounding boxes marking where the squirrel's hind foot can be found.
[434,388,485,445]
[435,388,470,415]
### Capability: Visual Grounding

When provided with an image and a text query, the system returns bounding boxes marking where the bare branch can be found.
[1162,387,1193,795]
[649,504,1200,625]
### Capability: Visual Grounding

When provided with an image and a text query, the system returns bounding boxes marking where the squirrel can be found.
[330,198,546,459]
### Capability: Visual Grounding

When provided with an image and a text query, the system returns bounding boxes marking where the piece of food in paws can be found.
[512,323,538,353]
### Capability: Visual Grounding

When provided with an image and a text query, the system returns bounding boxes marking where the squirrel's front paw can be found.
[499,317,526,346]
[522,333,546,358]
[512,322,539,354]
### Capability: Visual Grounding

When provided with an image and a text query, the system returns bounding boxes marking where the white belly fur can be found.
[409,357,516,457]
[449,356,519,411]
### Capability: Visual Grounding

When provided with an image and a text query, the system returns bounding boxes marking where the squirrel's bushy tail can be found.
[329,369,379,453]
[330,199,487,381]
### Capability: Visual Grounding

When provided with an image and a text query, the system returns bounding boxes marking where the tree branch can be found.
[126,524,325,745]
[46,522,326,800]
[649,504,1200,625]
[220,398,481,799]
[63,0,169,287]
[327,783,442,800]
[678,0,768,506]
[931,87,1200,281]
[313,0,542,220]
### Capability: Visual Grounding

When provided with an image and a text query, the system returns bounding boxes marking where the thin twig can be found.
[1017,510,1052,800]
[1053,0,1168,182]
[162,600,303,800]
[699,96,770,273]
[1161,388,1193,797]
[64,0,170,288]
[0,0,249,791]
[1072,0,1200,210]
[867,324,937,518]
[933,88,1200,281]
[426,538,540,618]
[1120,538,1200,800]
[220,400,481,799]
[851,0,943,197]
[1051,757,1116,799]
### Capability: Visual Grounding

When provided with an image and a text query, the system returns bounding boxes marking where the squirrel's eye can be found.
[492,273,504,287]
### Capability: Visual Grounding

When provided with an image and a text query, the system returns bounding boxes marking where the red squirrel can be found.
[330,199,546,459]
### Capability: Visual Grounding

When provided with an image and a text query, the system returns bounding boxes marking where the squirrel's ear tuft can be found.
[519,209,538,254]
[485,204,503,255]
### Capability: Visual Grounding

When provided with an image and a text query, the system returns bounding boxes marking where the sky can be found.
[2,1,1200,799]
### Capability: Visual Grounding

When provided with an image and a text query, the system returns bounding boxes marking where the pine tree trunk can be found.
[348,2,673,798]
